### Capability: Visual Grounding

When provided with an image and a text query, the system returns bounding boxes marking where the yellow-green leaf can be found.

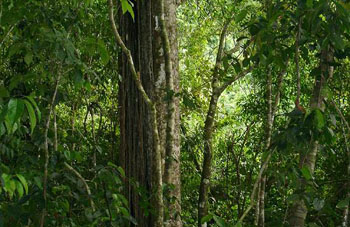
[16,174,28,194]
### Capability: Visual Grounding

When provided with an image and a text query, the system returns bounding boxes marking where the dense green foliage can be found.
[1,0,350,226]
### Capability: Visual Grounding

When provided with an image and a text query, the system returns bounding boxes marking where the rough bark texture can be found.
[288,48,333,226]
[198,20,229,226]
[197,19,252,226]
[117,0,181,225]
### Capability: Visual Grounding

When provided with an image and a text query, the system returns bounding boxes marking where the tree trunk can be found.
[288,48,333,227]
[342,124,350,227]
[117,1,181,226]
[256,67,285,227]
[198,89,220,226]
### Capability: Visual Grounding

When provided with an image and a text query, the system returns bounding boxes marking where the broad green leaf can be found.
[213,215,227,227]
[120,0,134,20]
[313,198,324,211]
[24,52,33,65]
[234,222,242,227]
[23,99,36,134]
[336,197,350,209]
[6,98,24,126]
[331,34,345,50]
[107,162,118,168]
[313,109,325,130]
[97,40,110,65]
[16,180,24,198]
[117,167,126,178]
[0,86,9,98]
[201,214,213,223]
[301,166,312,180]
[16,174,28,194]
[306,0,313,8]
[235,10,248,23]
[26,96,41,121]
[0,123,5,136]
[34,176,43,190]
[329,114,336,126]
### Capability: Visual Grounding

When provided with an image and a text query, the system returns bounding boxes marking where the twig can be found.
[0,24,15,47]
[331,100,350,133]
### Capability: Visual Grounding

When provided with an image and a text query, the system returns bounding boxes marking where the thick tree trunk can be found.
[117,0,181,226]
[288,48,333,226]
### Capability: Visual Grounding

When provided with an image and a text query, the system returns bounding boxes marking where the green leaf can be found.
[235,10,248,23]
[34,176,43,190]
[120,0,134,20]
[313,109,325,130]
[313,198,324,211]
[24,52,33,65]
[336,197,350,209]
[16,180,24,198]
[16,174,28,194]
[0,86,9,98]
[97,40,110,65]
[234,221,242,227]
[306,0,313,8]
[6,98,24,126]
[201,214,213,223]
[329,114,336,126]
[23,100,36,134]
[117,167,125,178]
[213,215,227,227]
[26,96,41,121]
[331,34,345,50]
[301,166,312,180]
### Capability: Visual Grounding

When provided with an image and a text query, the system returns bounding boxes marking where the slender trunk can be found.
[198,89,221,226]
[288,48,333,226]
[197,19,253,224]
[158,0,182,225]
[342,125,350,227]
[256,67,285,227]
[71,104,76,152]
[198,19,231,226]
[40,75,60,227]
[254,181,261,226]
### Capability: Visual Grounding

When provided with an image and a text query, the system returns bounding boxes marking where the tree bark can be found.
[255,67,285,227]
[197,19,252,226]
[288,48,333,227]
[113,0,181,225]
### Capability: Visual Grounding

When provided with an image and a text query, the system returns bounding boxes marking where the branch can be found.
[218,66,253,94]
[237,150,274,224]
[64,162,96,212]
[272,67,287,118]
[331,100,350,133]
[295,17,302,103]
[0,24,15,47]
[213,18,233,75]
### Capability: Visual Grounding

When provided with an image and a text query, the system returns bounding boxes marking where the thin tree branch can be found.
[238,150,274,224]
[63,162,96,212]
[330,100,350,133]
[218,66,253,94]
